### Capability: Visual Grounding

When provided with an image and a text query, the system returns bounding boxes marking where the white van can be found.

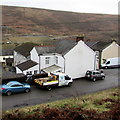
[101,57,120,69]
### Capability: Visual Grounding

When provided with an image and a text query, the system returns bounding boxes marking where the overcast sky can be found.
[1,0,119,14]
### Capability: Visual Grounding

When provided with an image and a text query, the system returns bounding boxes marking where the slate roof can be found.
[16,60,38,71]
[14,43,37,57]
[35,46,56,55]
[35,40,76,55]
[55,39,76,55]
[86,41,111,51]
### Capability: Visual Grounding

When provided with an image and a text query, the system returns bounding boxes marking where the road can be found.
[1,68,119,111]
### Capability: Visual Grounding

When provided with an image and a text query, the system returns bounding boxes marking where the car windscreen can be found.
[86,71,92,75]
[6,83,13,86]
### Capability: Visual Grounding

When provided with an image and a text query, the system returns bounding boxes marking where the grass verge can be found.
[2,87,119,120]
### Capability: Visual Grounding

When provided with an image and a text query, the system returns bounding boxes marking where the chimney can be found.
[76,35,84,42]
[111,38,117,43]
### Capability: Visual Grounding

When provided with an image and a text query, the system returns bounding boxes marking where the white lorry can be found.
[101,57,120,69]
[34,72,73,90]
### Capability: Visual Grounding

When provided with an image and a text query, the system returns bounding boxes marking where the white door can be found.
[59,75,66,86]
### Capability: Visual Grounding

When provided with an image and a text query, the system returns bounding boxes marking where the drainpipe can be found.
[94,53,96,70]
[39,54,41,74]
[62,55,66,73]
[99,50,102,68]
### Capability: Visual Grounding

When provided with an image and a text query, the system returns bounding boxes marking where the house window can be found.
[45,57,50,64]
[56,57,58,64]
[34,70,38,74]
[26,71,32,75]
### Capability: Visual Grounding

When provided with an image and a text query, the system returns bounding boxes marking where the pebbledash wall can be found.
[64,41,95,78]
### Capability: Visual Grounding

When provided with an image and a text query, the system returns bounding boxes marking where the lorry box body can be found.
[101,57,120,68]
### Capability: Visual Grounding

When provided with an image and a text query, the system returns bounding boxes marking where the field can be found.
[2,87,119,120]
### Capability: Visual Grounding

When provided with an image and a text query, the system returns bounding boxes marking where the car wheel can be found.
[47,86,52,91]
[102,76,105,80]
[25,88,30,93]
[68,82,72,87]
[93,78,96,82]
[6,91,12,96]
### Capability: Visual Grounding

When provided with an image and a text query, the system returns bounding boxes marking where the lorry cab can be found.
[52,73,73,86]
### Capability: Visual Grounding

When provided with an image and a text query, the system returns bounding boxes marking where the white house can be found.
[30,46,65,74]
[15,37,96,78]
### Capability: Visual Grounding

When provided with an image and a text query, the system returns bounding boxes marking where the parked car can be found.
[85,70,105,82]
[0,81,31,96]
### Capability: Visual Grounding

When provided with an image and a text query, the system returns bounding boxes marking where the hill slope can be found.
[2,6,118,41]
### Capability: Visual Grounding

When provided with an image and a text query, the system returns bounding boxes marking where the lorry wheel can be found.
[102,76,105,80]
[47,86,52,91]
[68,82,72,87]
[105,66,108,69]
[93,78,96,82]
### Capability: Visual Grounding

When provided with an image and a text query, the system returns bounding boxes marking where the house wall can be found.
[30,47,39,63]
[0,55,13,63]
[101,42,120,64]
[40,54,64,72]
[14,51,28,66]
[56,54,65,72]
[16,67,23,74]
[64,41,95,79]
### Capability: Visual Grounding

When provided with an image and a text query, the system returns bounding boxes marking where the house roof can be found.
[35,46,56,55]
[35,40,76,55]
[14,43,37,57]
[86,41,111,51]
[16,60,38,71]
[0,49,13,56]
[55,39,76,55]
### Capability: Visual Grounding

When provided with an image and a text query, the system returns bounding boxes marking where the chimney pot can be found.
[76,36,84,42]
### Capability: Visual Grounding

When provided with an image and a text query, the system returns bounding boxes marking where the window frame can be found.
[45,57,50,64]
[34,70,38,74]
[56,56,58,64]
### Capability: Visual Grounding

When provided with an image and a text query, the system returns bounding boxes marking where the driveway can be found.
[1,68,119,111]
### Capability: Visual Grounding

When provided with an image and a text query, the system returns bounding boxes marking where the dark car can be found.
[85,70,105,82]
[0,81,31,96]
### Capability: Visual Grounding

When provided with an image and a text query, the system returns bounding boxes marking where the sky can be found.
[1,0,119,15]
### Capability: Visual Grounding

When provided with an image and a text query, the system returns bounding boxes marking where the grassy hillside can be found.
[2,6,118,42]
[2,88,119,120]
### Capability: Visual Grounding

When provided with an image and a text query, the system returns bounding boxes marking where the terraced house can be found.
[15,37,96,79]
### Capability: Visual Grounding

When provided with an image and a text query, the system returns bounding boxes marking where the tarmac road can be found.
[1,68,119,111]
